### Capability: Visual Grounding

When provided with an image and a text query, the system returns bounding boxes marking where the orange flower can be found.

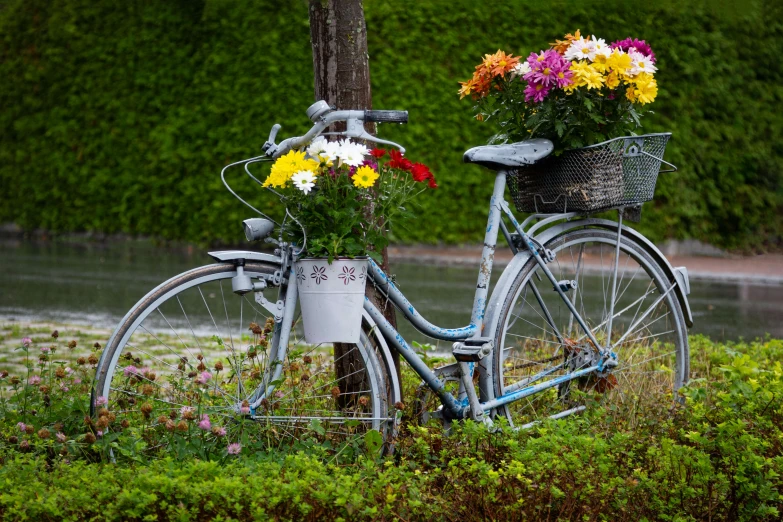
[550,29,582,55]
[458,71,491,99]
[488,50,520,77]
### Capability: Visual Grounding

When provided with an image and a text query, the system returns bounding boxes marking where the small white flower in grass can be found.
[291,170,316,194]
[564,37,596,62]
[337,139,369,167]
[510,61,531,80]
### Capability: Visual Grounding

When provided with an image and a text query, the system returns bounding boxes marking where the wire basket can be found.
[508,133,674,214]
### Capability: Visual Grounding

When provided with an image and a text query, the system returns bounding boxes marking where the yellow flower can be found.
[591,55,609,74]
[607,50,633,81]
[626,87,637,102]
[263,150,319,188]
[570,61,604,90]
[352,165,379,189]
[632,76,658,104]
[606,71,621,89]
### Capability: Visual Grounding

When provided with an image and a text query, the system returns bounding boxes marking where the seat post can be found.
[470,170,507,332]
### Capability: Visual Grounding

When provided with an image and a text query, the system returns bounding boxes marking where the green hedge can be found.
[1,0,781,249]
[2,336,783,520]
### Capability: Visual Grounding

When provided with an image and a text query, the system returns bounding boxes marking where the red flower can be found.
[410,162,433,182]
[388,149,412,171]
[370,148,387,159]
[410,162,438,189]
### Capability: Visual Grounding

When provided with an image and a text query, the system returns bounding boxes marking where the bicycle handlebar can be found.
[263,102,409,158]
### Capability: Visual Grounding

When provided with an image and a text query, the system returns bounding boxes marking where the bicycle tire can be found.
[492,229,689,428]
[94,262,396,451]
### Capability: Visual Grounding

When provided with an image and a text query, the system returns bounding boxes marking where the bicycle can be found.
[93,100,693,449]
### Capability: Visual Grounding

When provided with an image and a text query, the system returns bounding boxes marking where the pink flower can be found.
[524,80,552,103]
[21,337,32,348]
[196,371,211,385]
[56,432,67,443]
[28,375,41,385]
[227,443,242,455]
[65,367,73,375]
[611,38,656,63]
[17,422,26,433]
[73,377,82,384]
[123,365,138,377]
[240,404,250,415]
[60,385,70,393]
[180,406,195,418]
[214,427,227,437]
[96,430,103,438]
[274,391,284,398]
[40,345,50,354]
[523,49,573,90]
[198,414,211,431]
[95,396,108,406]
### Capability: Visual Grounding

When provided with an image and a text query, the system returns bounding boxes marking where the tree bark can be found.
[308,0,400,405]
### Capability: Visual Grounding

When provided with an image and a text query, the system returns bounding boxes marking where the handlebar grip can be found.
[364,110,408,124]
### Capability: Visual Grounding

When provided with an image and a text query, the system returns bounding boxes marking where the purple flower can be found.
[17,422,26,433]
[28,375,41,385]
[40,345,50,354]
[123,365,138,377]
[95,395,108,406]
[65,367,73,375]
[240,404,250,415]
[21,337,32,348]
[214,426,227,437]
[523,49,570,88]
[180,406,195,418]
[198,414,211,431]
[60,385,70,393]
[274,391,284,398]
[73,377,82,384]
[611,38,656,63]
[56,432,67,443]
[96,430,103,438]
[196,371,211,385]
[524,80,552,103]
[227,443,242,455]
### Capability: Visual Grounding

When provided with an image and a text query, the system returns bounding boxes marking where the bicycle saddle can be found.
[463,139,553,171]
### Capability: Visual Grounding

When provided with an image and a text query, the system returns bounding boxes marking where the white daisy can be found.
[291,170,316,194]
[564,37,596,61]
[319,140,342,164]
[629,50,658,76]
[337,139,370,167]
[509,61,532,80]
[592,35,612,59]
[306,136,327,160]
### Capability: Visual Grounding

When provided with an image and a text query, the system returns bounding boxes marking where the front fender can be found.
[482,218,693,343]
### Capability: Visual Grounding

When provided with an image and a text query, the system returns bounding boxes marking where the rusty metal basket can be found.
[508,133,675,214]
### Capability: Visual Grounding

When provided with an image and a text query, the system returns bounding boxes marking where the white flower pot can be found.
[294,257,368,344]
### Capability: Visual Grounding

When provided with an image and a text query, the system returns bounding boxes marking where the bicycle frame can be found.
[359,169,614,420]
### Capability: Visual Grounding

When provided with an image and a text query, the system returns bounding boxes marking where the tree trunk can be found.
[308,0,401,406]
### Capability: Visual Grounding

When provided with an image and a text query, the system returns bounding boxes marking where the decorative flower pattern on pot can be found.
[358,265,367,282]
[338,266,356,286]
[296,266,305,283]
[310,266,328,284]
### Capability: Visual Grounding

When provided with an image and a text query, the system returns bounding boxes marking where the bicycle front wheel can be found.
[94,262,394,449]
[492,229,689,428]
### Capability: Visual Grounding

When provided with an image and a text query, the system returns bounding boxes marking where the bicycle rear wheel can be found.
[94,262,395,451]
[492,229,689,428]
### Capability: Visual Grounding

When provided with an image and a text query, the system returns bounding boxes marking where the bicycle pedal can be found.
[452,338,494,362]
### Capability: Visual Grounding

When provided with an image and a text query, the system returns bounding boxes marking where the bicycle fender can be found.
[207,250,283,265]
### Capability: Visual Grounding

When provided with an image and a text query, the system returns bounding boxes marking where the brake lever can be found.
[344,118,406,154]
[261,124,282,156]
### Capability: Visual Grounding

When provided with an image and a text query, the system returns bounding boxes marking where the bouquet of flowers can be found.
[459,30,659,151]
[262,137,436,262]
